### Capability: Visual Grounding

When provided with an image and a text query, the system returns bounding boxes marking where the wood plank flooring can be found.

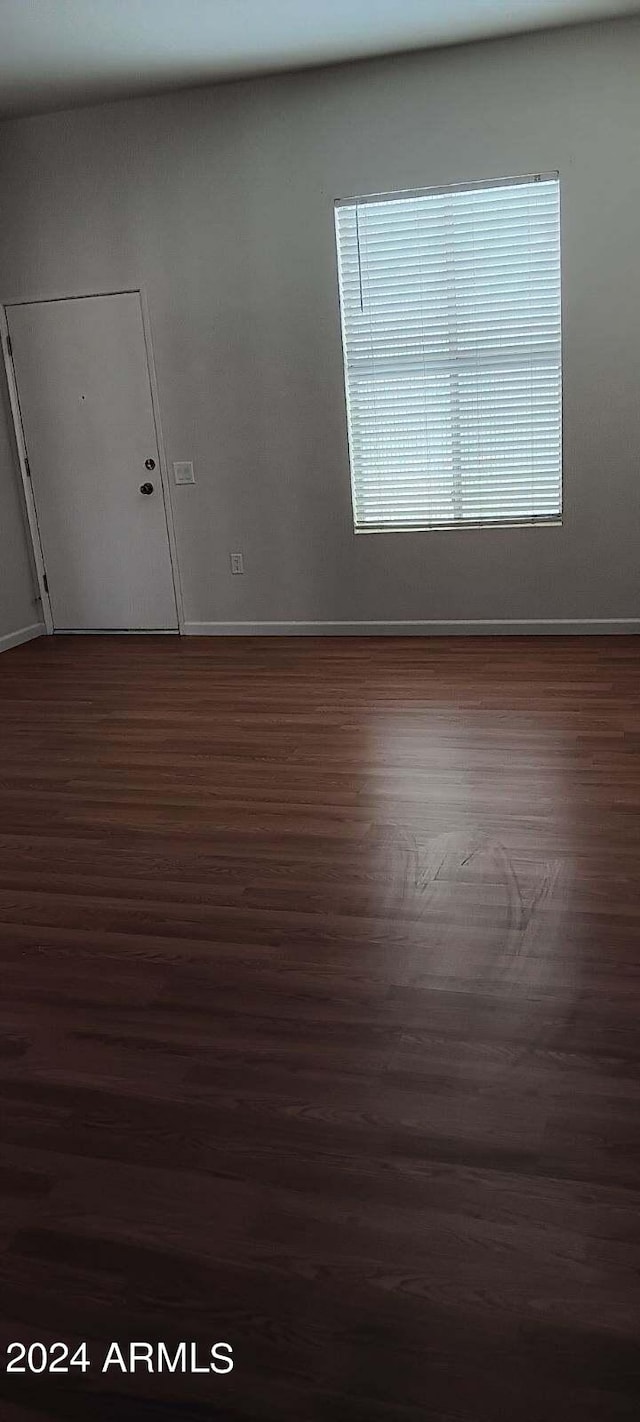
[0,633,638,1420]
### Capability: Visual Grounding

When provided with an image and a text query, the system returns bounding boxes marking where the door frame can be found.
[0,286,185,634]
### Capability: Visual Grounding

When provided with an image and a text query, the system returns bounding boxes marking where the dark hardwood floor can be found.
[0,634,639,1421]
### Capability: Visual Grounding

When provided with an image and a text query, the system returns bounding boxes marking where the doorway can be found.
[5,291,179,632]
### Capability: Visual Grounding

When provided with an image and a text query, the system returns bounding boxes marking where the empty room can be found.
[0,1,639,1418]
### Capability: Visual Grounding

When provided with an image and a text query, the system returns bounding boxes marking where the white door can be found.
[8,292,178,631]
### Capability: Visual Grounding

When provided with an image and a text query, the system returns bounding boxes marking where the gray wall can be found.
[0,380,39,644]
[0,17,638,630]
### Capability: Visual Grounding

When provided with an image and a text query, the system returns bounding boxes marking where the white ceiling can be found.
[1,0,639,119]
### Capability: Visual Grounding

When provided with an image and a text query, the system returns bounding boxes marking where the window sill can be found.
[354,518,563,535]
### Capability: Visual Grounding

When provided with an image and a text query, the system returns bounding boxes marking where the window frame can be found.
[334,172,563,536]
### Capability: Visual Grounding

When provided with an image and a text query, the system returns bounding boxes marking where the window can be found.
[334,174,562,532]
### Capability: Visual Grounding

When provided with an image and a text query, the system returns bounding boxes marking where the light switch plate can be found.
[173,461,195,485]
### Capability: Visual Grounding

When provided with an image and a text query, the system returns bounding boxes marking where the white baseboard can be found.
[184,619,640,637]
[56,629,178,635]
[2,619,636,644]
[0,621,45,654]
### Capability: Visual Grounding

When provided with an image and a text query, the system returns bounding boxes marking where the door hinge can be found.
[42,572,49,595]
[24,456,31,479]
[6,334,12,359]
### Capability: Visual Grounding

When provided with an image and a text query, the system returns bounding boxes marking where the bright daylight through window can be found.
[335,174,562,532]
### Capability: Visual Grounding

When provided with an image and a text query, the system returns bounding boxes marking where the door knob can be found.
[145,458,156,470]
[140,482,154,495]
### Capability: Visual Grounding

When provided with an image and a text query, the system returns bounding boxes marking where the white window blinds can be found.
[334,175,562,532]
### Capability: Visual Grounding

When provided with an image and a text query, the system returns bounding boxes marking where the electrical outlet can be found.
[230,552,244,575]
[173,461,195,485]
